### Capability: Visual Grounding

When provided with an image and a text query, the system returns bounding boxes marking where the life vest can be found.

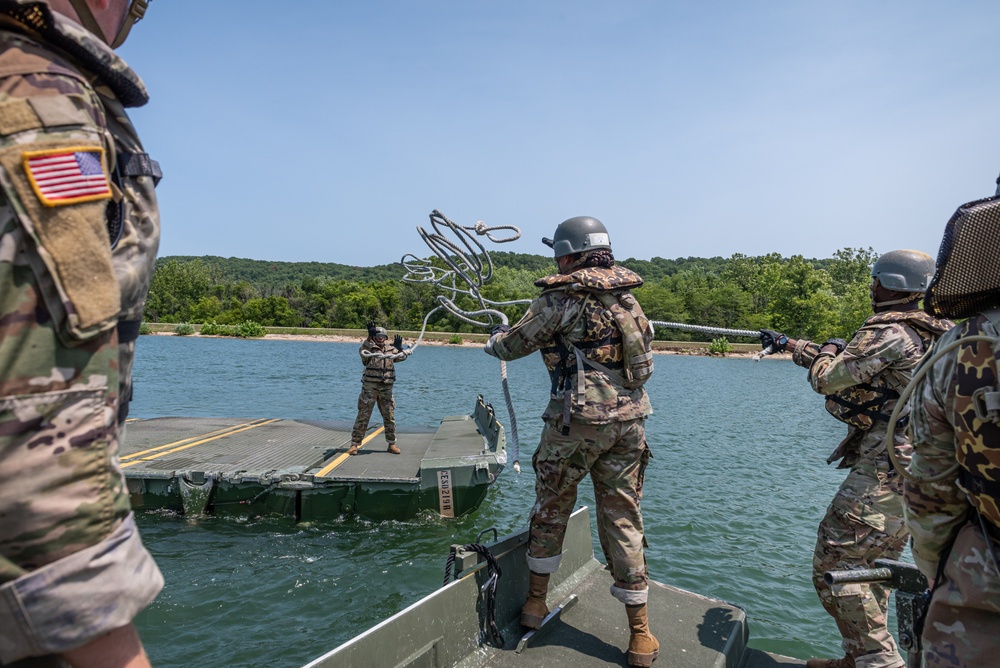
[951,312,1000,538]
[535,265,653,430]
[361,339,396,384]
[824,310,953,430]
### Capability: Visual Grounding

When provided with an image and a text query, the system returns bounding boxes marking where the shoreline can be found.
[146,331,788,360]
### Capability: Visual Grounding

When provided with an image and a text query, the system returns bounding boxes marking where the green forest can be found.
[143,248,879,342]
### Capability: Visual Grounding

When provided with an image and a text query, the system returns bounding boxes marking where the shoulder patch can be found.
[0,99,41,135]
[848,328,880,352]
[22,146,111,207]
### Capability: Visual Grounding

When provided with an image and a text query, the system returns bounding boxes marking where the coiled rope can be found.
[400,210,531,473]
[443,542,505,646]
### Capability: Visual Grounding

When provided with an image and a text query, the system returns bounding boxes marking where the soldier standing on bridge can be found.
[905,195,1000,667]
[484,216,658,667]
[349,321,411,455]
[759,250,952,668]
[0,0,163,665]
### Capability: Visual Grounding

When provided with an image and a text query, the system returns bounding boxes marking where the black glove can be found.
[759,329,789,352]
[393,334,404,352]
[490,323,510,337]
[821,338,848,354]
[366,320,377,338]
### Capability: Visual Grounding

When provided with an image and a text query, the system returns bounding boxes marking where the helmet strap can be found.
[67,0,104,41]
[67,0,148,48]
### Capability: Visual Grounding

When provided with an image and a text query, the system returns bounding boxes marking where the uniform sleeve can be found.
[809,324,903,394]
[490,291,568,361]
[791,339,822,368]
[904,335,969,579]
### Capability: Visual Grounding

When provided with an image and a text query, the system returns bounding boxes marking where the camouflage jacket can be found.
[490,264,653,424]
[0,5,160,415]
[906,310,1000,577]
[359,338,408,385]
[792,310,953,468]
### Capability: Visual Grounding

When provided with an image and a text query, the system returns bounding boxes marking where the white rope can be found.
[400,210,531,473]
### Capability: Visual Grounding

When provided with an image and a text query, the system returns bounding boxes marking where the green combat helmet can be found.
[871,249,935,292]
[542,216,612,258]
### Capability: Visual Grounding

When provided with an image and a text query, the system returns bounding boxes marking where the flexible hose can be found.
[884,334,998,483]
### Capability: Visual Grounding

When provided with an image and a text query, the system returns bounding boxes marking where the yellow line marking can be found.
[121,418,281,469]
[121,419,269,461]
[316,427,385,477]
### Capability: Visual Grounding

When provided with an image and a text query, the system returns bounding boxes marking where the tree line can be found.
[143,248,879,343]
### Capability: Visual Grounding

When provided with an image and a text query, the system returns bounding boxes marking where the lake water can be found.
[128,335,893,667]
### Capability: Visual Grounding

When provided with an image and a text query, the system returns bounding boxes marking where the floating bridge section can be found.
[120,396,506,521]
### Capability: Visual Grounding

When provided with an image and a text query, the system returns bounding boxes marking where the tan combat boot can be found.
[347,445,359,456]
[625,603,659,667]
[387,443,400,454]
[520,571,550,629]
[805,657,855,668]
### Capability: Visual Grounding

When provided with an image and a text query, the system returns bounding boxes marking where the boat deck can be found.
[305,506,803,667]
[119,397,507,520]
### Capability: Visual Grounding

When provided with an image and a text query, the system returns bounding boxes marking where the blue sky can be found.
[120,1,1000,267]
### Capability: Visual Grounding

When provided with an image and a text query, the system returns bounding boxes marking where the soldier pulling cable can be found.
[756,250,953,668]
[400,210,531,471]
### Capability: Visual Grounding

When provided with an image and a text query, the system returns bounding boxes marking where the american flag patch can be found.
[22,147,112,207]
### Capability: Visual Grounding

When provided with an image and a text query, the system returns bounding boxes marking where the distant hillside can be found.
[154,252,749,288]
[155,255,404,289]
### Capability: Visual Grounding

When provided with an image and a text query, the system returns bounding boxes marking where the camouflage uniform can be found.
[906,310,1000,667]
[790,310,951,668]
[489,264,654,604]
[0,4,162,663]
[350,337,409,446]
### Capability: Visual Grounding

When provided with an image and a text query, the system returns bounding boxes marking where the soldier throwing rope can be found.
[349,321,412,455]
[759,250,953,668]
[484,216,658,667]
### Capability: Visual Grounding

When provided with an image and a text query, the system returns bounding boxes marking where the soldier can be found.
[0,0,164,666]
[484,216,658,667]
[905,195,1000,667]
[759,250,952,668]
[348,321,411,455]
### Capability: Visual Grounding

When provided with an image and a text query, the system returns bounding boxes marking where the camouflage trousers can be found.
[351,382,396,446]
[0,221,162,662]
[527,417,651,604]
[921,522,1000,667]
[812,468,908,668]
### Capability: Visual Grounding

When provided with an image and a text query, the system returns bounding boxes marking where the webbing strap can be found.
[118,152,162,184]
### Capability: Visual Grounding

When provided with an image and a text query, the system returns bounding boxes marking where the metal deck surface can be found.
[121,417,437,482]
[305,507,804,668]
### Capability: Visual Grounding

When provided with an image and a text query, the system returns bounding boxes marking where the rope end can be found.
[513,460,521,474]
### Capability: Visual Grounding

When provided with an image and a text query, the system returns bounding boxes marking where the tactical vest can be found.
[361,340,396,384]
[951,312,1000,538]
[535,265,653,429]
[824,310,953,430]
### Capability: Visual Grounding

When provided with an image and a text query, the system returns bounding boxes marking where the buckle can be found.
[971,387,1000,423]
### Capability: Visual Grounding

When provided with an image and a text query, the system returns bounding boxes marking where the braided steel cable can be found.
[651,320,774,360]
[649,320,760,338]
[401,210,531,473]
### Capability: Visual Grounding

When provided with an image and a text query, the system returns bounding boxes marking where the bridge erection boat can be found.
[121,396,506,521]
[303,506,804,668]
